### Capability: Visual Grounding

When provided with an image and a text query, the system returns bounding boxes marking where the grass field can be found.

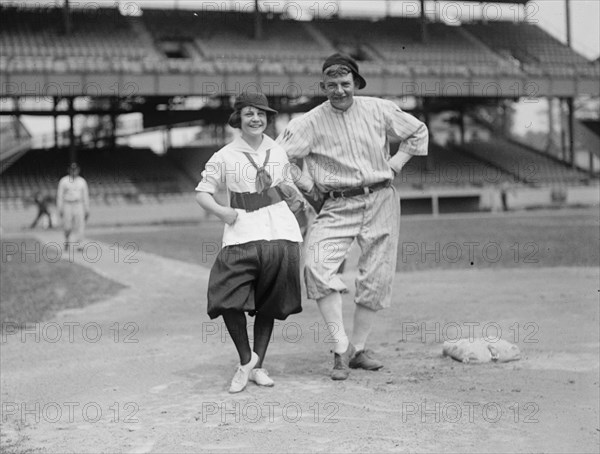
[2,210,597,329]
[91,210,600,272]
[0,238,127,328]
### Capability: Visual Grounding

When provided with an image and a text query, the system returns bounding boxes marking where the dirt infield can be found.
[1,216,599,453]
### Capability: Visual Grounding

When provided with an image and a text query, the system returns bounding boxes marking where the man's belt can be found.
[230,188,283,212]
[326,180,391,200]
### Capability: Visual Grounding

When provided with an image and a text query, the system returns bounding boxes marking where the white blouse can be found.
[196,134,303,247]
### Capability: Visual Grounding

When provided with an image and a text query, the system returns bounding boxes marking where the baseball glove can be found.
[275,183,308,230]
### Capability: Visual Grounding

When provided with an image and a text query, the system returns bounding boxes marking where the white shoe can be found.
[249,368,274,387]
[228,352,259,393]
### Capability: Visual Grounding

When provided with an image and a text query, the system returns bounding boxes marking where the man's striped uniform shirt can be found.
[276,96,429,191]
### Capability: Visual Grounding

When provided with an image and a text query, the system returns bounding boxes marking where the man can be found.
[29,191,54,229]
[277,53,428,380]
[57,163,90,251]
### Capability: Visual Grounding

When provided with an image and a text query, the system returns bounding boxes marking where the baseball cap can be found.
[233,92,278,114]
[322,53,367,89]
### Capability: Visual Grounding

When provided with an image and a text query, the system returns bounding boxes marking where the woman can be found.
[195,92,303,393]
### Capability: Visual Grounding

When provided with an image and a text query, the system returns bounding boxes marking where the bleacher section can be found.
[142,10,333,63]
[455,138,591,186]
[0,118,32,171]
[0,6,163,73]
[1,136,592,208]
[463,21,599,78]
[166,146,214,184]
[1,6,597,209]
[398,143,517,188]
[0,147,195,205]
[200,17,330,62]
[1,5,596,82]
[313,17,518,77]
[166,145,228,206]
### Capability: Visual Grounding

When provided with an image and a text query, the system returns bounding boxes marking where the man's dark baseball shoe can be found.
[349,349,383,370]
[331,343,356,380]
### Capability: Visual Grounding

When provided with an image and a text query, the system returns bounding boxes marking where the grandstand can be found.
[142,9,335,63]
[398,142,516,189]
[463,21,597,77]
[454,137,591,186]
[313,17,519,77]
[0,2,598,218]
[0,117,31,170]
[0,147,195,210]
[0,6,162,73]
[1,4,598,83]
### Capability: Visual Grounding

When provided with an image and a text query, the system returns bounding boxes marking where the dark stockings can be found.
[253,313,275,368]
[222,310,275,368]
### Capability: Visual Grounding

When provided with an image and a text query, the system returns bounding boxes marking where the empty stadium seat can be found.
[463,21,589,77]
[456,138,590,186]
[0,146,196,204]
[1,5,594,82]
[0,5,162,72]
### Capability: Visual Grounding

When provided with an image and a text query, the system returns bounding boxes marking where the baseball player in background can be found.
[277,53,429,380]
[57,163,90,251]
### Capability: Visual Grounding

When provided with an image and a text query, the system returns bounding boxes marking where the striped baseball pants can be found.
[304,186,400,311]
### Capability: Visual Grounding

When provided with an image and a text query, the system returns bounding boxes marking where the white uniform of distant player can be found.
[57,164,89,249]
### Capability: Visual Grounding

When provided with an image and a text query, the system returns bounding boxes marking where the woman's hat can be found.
[233,92,278,113]
[322,53,367,89]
